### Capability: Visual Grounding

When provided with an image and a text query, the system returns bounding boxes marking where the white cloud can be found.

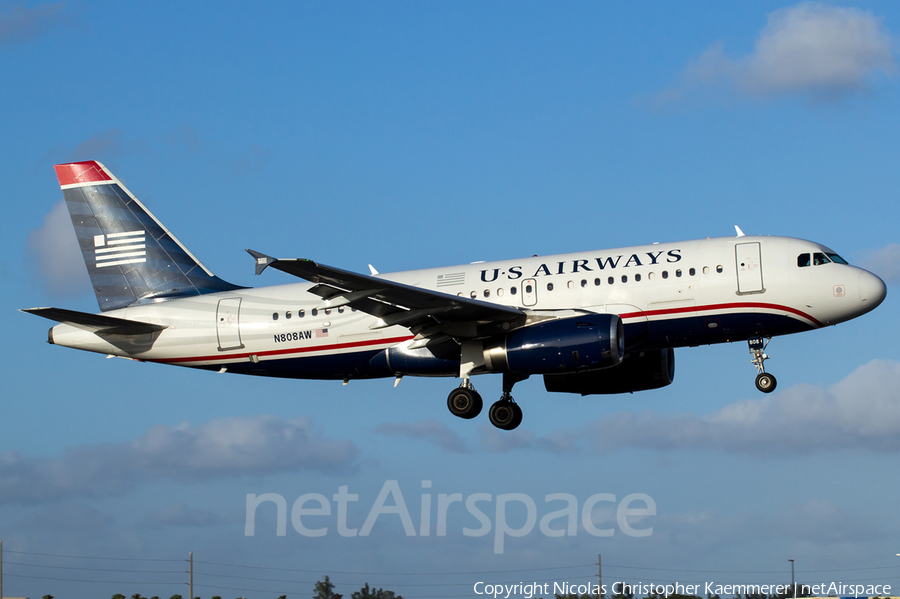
[658,2,896,103]
[130,415,358,479]
[376,361,900,457]
[856,243,900,284]
[26,200,90,297]
[0,1,65,48]
[578,359,900,456]
[376,419,471,453]
[70,129,125,161]
[139,503,225,529]
[17,502,114,532]
[0,416,359,505]
[477,425,535,453]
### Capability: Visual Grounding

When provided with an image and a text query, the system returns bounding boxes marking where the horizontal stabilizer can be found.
[21,307,167,336]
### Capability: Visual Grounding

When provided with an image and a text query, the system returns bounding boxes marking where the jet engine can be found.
[543,348,674,395]
[483,314,624,375]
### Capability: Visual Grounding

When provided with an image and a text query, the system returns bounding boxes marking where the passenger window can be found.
[608,277,614,285]
[497,288,504,297]
[648,272,655,280]
[272,312,279,321]
[511,287,518,295]
[716,265,723,273]
[662,271,668,279]
[621,275,628,283]
[635,273,641,282]
[338,306,345,313]
[689,268,696,276]
[813,252,831,266]
[299,309,305,318]
[567,281,574,289]
[594,278,601,286]
[286,311,292,319]
[702,266,709,275]
[676,269,682,278]
[311,309,318,317]
[484,289,490,297]
[325,309,332,315]
[470,291,477,299]
[547,283,554,291]
[525,284,533,294]
[797,253,811,267]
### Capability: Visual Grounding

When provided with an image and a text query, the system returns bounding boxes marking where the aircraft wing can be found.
[247,250,524,344]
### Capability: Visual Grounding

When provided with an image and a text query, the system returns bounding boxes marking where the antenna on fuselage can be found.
[735,225,745,237]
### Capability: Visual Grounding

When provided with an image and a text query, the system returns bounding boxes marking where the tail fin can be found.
[55,161,243,312]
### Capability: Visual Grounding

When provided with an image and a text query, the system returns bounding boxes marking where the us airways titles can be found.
[479,249,683,282]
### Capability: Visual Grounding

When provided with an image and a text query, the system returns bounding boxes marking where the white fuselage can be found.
[48,235,885,380]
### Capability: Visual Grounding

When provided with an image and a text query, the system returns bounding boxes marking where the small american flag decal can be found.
[437,272,465,287]
[315,328,329,338]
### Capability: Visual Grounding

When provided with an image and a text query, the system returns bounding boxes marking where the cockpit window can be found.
[813,252,831,266]
[827,253,849,265]
[797,253,810,267]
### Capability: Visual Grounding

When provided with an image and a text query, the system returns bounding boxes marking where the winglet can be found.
[246,249,277,275]
[734,225,745,237]
[368,264,379,276]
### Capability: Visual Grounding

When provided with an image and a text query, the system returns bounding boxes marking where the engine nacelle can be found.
[543,348,675,395]
[483,314,624,375]
[370,341,460,376]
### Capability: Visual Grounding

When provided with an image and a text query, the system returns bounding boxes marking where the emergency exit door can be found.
[521,279,538,306]
[735,242,764,294]
[216,298,244,350]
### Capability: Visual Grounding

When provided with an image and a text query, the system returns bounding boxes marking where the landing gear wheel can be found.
[509,402,523,429]
[755,372,777,393]
[447,388,483,419]
[748,337,776,394]
[489,400,522,430]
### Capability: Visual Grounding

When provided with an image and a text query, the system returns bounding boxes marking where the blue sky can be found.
[3,1,900,598]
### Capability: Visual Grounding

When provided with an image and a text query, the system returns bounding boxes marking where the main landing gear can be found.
[749,336,777,393]
[447,383,483,419]
[446,373,529,430]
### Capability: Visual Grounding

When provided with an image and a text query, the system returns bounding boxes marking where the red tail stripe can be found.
[54,161,112,186]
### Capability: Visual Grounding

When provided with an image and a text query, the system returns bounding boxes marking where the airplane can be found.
[24,161,887,430]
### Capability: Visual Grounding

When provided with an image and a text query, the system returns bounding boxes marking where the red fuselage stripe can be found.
[153,302,818,364]
[619,301,822,328]
[154,335,416,364]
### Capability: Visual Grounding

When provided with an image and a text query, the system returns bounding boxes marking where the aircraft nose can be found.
[858,270,887,310]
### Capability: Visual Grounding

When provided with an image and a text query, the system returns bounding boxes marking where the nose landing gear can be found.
[749,336,777,393]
